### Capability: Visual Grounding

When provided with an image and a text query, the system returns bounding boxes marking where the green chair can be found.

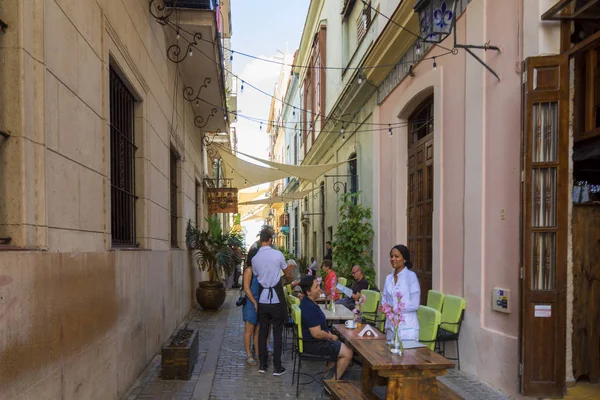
[291,304,337,397]
[360,290,385,331]
[337,277,347,298]
[417,305,441,351]
[284,295,301,355]
[436,295,466,369]
[426,290,445,313]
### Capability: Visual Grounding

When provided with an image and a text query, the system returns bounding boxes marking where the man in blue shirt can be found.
[299,275,353,380]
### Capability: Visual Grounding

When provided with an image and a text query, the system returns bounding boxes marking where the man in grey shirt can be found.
[252,227,293,376]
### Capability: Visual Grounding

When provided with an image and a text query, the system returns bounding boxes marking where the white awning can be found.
[239,188,316,205]
[217,147,290,190]
[239,188,269,203]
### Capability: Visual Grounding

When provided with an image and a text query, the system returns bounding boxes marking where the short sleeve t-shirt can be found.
[251,246,287,304]
[324,270,340,301]
[352,277,369,295]
[300,296,329,341]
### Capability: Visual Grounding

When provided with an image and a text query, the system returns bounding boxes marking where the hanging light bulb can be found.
[341,125,345,140]
[230,51,234,61]
[388,124,393,137]
[241,81,244,92]
[224,113,228,121]
[415,40,421,56]
[176,30,180,41]
[362,8,368,29]
[260,122,262,131]
[188,48,193,57]
[432,57,437,72]
[195,100,199,107]
[293,107,296,116]
[358,71,363,85]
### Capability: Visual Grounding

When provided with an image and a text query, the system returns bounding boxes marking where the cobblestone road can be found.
[124,291,510,400]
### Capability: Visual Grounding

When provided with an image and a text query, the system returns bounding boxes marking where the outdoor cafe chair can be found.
[436,294,466,370]
[426,289,445,313]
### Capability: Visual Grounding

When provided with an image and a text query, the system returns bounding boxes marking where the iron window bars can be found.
[110,67,138,247]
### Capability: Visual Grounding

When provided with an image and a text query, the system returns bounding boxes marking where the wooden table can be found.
[332,324,386,342]
[319,304,354,321]
[349,339,455,400]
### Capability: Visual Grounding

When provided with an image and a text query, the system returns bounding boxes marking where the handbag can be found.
[236,287,247,307]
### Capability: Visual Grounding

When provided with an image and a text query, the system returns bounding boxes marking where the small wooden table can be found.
[332,324,386,342]
[319,304,354,321]
[349,339,455,400]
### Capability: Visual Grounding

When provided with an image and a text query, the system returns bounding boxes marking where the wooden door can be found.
[407,97,434,305]
[572,205,600,382]
[520,55,568,397]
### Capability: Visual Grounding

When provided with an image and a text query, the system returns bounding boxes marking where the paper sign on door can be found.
[534,305,551,318]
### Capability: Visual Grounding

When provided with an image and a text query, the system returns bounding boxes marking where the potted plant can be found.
[186,215,244,309]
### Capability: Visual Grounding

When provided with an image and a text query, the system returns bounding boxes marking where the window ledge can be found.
[109,247,150,252]
[0,245,44,252]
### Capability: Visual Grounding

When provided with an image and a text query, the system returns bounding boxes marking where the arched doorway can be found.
[406,96,434,305]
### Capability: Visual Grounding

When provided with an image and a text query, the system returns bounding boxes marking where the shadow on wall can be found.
[0,252,118,395]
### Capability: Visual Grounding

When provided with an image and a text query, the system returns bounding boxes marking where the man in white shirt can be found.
[252,227,294,376]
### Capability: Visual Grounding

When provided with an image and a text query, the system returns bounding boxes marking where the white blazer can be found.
[382,267,421,341]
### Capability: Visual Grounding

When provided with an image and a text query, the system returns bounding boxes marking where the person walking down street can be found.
[251,227,294,376]
[308,257,317,275]
[321,260,340,301]
[242,263,260,366]
[335,265,369,310]
[382,245,421,341]
[324,241,333,261]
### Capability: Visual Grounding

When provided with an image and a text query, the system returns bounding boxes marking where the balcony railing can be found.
[164,0,215,11]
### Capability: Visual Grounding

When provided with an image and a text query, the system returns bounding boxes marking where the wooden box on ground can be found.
[161,329,199,380]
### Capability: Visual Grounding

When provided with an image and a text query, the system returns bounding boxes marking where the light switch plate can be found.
[492,288,510,313]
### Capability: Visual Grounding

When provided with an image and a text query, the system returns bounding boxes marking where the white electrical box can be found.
[492,288,510,313]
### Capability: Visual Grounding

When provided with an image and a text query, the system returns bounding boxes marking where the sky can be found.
[230,0,309,246]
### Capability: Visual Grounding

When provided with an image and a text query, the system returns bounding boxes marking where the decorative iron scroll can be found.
[207,187,238,214]
[149,0,176,25]
[167,32,203,63]
[195,108,217,129]
[184,77,212,103]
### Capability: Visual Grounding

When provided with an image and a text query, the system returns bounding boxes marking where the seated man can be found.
[335,265,369,310]
[299,275,353,380]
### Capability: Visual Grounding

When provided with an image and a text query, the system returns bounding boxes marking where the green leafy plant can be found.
[332,192,376,287]
[185,216,244,282]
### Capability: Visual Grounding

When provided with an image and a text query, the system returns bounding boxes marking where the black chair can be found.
[434,295,466,370]
[290,304,337,397]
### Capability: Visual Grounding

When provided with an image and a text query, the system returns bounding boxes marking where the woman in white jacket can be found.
[382,245,421,341]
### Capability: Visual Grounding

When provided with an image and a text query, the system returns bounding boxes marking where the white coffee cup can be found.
[345,320,356,328]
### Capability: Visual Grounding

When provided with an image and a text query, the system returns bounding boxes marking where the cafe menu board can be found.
[207,188,238,214]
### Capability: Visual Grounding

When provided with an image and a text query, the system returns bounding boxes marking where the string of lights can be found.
[164,20,454,127]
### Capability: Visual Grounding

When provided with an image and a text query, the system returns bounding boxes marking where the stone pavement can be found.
[123,291,510,400]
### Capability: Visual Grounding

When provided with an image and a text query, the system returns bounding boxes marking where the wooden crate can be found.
[161,329,199,380]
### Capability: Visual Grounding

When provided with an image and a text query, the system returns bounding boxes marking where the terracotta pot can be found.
[196,281,226,309]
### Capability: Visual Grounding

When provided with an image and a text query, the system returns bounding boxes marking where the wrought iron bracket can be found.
[195,108,217,129]
[451,1,501,80]
[149,0,176,25]
[167,32,203,63]
[325,174,352,194]
[184,77,212,104]
[0,130,9,139]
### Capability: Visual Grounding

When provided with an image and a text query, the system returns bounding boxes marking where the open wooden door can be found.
[520,55,569,397]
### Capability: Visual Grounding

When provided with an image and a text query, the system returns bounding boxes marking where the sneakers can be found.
[259,365,267,374]
[272,367,286,376]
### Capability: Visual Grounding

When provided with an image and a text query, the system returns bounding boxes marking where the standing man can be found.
[324,241,333,261]
[251,227,294,376]
[308,257,318,275]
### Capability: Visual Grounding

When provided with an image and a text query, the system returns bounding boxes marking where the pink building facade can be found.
[372,0,523,396]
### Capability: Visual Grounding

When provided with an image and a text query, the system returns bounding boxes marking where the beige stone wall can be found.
[0,0,214,398]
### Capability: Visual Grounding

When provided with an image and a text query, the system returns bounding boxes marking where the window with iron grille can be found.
[110,67,137,247]
[170,148,179,248]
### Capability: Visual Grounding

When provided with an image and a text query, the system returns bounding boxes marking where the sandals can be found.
[245,355,258,366]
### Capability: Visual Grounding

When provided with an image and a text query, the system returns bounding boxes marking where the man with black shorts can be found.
[299,275,353,380]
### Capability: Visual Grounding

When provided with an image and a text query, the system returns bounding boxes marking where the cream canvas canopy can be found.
[214,144,349,189]
[238,188,316,206]
[238,188,269,203]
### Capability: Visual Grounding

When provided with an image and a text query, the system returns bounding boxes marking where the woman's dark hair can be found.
[300,275,315,295]
[321,259,332,269]
[390,245,413,269]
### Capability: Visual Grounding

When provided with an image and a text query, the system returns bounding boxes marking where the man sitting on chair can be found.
[335,265,369,311]
[299,275,353,380]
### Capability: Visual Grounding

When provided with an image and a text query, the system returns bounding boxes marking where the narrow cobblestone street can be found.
[123,292,509,400]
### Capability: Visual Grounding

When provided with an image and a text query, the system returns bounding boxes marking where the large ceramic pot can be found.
[196,281,226,309]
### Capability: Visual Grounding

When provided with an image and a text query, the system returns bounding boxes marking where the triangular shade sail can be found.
[239,188,269,203]
[241,205,269,222]
[239,188,316,205]
[217,147,290,190]
[231,148,349,183]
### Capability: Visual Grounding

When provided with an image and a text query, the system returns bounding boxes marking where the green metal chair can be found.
[337,277,347,298]
[417,305,441,351]
[436,295,466,369]
[360,289,385,331]
[291,304,337,397]
[426,290,445,313]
